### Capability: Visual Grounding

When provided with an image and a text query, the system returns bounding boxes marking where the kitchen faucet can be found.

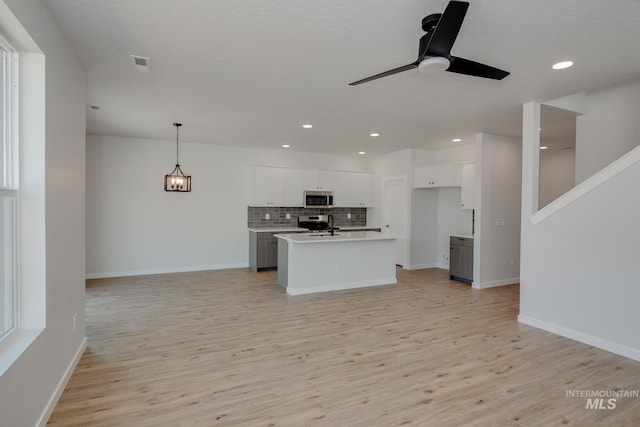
[328,214,335,236]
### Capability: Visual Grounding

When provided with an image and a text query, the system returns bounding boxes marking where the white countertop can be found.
[339,226,381,230]
[248,226,380,233]
[248,227,308,233]
[275,230,395,244]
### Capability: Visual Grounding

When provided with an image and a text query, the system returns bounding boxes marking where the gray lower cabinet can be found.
[450,236,473,283]
[249,231,279,271]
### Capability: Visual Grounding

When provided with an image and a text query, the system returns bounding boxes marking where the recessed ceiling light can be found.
[282,144,290,148]
[540,146,548,150]
[358,151,366,155]
[370,133,379,137]
[452,138,462,142]
[552,61,573,70]
[302,124,312,129]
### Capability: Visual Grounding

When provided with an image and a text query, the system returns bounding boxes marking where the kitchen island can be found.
[275,231,397,295]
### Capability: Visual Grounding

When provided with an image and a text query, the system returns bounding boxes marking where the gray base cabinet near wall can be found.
[249,232,279,271]
[449,236,473,283]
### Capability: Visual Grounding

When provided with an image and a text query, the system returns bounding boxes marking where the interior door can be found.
[381,177,407,267]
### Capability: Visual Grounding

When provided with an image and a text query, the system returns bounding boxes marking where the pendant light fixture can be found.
[164,122,191,192]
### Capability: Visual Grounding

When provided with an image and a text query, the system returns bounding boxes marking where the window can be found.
[0,34,18,341]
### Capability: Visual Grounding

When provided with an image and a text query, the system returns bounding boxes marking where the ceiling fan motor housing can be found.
[421,13,442,32]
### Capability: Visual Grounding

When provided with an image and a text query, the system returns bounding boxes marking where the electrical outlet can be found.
[443,254,449,261]
[286,213,291,220]
[265,213,270,220]
[347,213,351,219]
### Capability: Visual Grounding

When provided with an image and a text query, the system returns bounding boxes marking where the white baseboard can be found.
[37,337,88,427]
[287,278,397,296]
[472,277,519,289]
[86,263,249,279]
[404,263,440,270]
[518,315,640,362]
[436,261,449,270]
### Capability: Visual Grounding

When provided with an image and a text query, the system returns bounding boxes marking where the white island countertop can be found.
[274,230,393,244]
[275,231,397,295]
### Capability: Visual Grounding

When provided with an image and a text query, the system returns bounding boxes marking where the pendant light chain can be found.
[175,122,181,166]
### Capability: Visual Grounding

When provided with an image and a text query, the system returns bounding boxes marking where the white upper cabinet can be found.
[361,173,374,207]
[318,170,334,190]
[331,171,374,207]
[332,171,351,207]
[284,168,304,207]
[414,163,462,188]
[251,166,285,206]
[251,166,374,207]
[460,163,475,209]
[349,172,375,207]
[303,169,334,191]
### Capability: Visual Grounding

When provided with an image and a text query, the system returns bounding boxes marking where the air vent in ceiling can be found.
[130,55,151,72]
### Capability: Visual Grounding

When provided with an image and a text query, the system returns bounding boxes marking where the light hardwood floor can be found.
[48,268,640,426]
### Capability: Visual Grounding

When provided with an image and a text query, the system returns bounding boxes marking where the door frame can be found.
[381,175,410,268]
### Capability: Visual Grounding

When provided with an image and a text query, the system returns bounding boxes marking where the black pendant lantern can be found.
[164,122,191,192]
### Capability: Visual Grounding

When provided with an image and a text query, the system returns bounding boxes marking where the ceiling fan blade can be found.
[425,1,469,58]
[447,56,510,80]
[348,63,418,86]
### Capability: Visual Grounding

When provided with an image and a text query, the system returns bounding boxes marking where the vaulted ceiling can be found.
[44,0,640,156]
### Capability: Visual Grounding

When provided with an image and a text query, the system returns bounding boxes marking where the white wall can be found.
[520,146,640,360]
[0,1,87,425]
[575,79,640,183]
[539,148,576,208]
[86,134,367,277]
[474,134,521,288]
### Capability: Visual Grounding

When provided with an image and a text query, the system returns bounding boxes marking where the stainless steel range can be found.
[298,215,337,233]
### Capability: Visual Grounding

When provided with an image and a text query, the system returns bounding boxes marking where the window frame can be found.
[0,33,19,342]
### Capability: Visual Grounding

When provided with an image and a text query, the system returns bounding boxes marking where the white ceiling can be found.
[44,0,640,156]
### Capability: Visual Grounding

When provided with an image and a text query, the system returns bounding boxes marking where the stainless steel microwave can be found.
[304,190,334,208]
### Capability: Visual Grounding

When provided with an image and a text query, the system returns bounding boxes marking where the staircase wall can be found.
[520,138,640,361]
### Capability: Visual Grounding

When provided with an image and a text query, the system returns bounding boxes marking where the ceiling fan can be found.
[348,0,509,86]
